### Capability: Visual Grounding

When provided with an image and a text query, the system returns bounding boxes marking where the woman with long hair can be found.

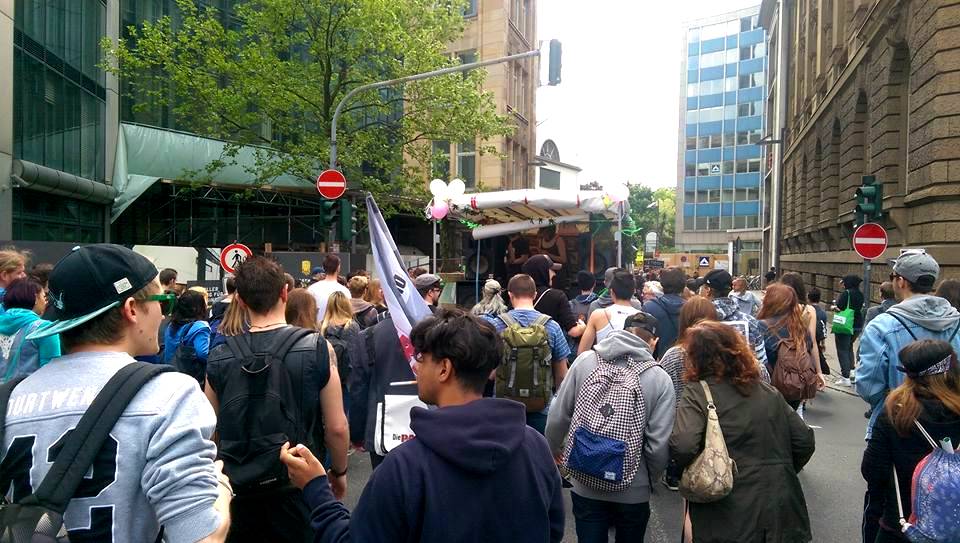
[322,291,359,414]
[861,339,960,543]
[670,321,815,543]
[286,288,319,330]
[471,279,508,317]
[363,278,386,313]
[210,295,249,350]
[778,272,823,382]
[935,278,960,311]
[757,283,826,409]
[162,290,211,385]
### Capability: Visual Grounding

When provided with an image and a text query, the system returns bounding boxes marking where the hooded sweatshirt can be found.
[712,297,770,381]
[349,298,379,329]
[857,294,960,438]
[524,256,577,333]
[545,330,676,504]
[304,398,565,543]
[0,307,60,378]
[642,293,685,359]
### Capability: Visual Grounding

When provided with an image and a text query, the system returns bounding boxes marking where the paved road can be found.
[340,335,870,542]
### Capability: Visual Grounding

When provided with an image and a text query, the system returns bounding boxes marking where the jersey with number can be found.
[0,352,221,543]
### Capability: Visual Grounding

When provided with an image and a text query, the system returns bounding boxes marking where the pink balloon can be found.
[431,201,449,220]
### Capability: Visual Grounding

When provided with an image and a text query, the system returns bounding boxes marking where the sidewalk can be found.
[820,332,860,397]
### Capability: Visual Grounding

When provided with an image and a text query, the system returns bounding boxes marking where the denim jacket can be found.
[855,294,960,439]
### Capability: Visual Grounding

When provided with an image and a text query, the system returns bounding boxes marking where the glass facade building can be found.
[680,9,766,235]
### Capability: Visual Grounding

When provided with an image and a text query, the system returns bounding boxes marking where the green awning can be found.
[111,123,313,221]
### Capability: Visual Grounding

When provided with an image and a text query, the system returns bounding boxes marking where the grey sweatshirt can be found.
[2,352,221,542]
[545,330,676,504]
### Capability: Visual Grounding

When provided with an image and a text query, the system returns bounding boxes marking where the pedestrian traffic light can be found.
[855,175,884,224]
[319,200,337,229]
[548,40,562,86]
[338,199,358,241]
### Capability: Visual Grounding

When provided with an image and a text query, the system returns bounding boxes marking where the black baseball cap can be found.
[704,269,733,291]
[27,244,159,340]
[624,312,659,337]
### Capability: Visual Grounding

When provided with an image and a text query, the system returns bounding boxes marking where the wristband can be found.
[328,466,348,477]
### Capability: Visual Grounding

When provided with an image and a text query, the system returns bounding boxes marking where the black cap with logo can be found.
[27,244,159,340]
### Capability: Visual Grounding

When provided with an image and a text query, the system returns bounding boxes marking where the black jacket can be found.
[836,289,865,331]
[523,256,577,332]
[861,398,960,538]
[643,294,685,359]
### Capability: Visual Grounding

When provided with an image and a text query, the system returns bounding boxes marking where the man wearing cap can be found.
[2,244,231,542]
[307,253,351,323]
[587,267,644,318]
[856,250,960,439]
[348,274,441,469]
[545,312,675,541]
[700,269,770,381]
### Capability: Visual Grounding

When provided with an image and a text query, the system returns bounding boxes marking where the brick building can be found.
[760,0,960,302]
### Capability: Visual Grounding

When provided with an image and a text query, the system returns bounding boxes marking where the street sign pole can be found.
[616,201,623,268]
[863,259,872,314]
[432,220,438,274]
[853,222,888,313]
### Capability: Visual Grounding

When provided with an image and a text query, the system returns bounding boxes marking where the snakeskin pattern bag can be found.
[679,380,737,503]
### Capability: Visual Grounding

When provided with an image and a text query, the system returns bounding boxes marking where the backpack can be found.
[770,332,819,402]
[893,420,960,543]
[354,306,379,330]
[219,327,319,494]
[324,324,353,387]
[495,313,554,412]
[561,354,658,492]
[0,322,44,383]
[171,321,207,387]
[0,362,173,543]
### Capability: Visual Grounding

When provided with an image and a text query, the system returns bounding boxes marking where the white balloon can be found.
[429,179,448,198]
[447,178,466,198]
[609,183,630,203]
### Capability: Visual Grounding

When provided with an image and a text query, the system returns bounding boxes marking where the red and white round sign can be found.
[853,223,888,260]
[316,169,347,200]
[220,243,252,274]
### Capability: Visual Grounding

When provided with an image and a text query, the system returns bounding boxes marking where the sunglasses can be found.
[147,293,178,316]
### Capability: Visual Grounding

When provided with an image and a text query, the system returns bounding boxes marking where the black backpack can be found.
[171,322,207,387]
[219,327,320,494]
[0,363,173,542]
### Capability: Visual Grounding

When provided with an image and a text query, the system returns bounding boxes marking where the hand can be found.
[553,453,563,466]
[816,373,827,391]
[279,442,326,490]
[208,460,232,541]
[328,472,347,501]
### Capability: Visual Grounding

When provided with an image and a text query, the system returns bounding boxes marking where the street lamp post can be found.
[647,200,660,257]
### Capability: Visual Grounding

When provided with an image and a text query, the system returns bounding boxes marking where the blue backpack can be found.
[893,420,960,543]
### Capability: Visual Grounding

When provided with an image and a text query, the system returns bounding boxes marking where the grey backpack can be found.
[562,354,658,492]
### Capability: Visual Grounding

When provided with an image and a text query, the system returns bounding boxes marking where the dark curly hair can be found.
[410,308,503,393]
[683,321,761,396]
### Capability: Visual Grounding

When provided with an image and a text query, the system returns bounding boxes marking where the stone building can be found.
[760,0,960,302]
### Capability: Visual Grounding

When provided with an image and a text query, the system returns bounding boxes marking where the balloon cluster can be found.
[427,178,466,220]
[602,183,630,208]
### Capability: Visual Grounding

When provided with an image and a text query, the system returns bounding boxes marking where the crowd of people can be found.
[0,242,958,543]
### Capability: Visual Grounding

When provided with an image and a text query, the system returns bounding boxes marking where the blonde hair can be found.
[0,248,28,279]
[321,291,355,334]
[217,298,249,337]
[364,278,385,307]
[347,275,369,298]
[285,288,319,330]
[188,285,209,307]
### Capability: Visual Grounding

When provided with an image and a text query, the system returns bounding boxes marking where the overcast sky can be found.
[536,0,761,188]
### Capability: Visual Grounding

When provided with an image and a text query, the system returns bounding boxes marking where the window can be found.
[686,110,698,124]
[739,72,763,89]
[687,83,699,97]
[726,49,739,65]
[688,28,700,43]
[737,101,762,117]
[684,215,695,230]
[700,51,725,69]
[697,162,722,176]
[740,17,753,32]
[721,216,734,229]
[735,187,760,200]
[697,134,722,149]
[432,140,450,179]
[724,104,737,120]
[737,129,762,145]
[722,160,734,174]
[735,159,761,173]
[686,136,697,150]
[463,0,478,17]
[699,78,724,96]
[746,215,759,228]
[685,163,696,176]
[740,44,765,60]
[684,190,696,203]
[708,216,721,229]
[699,106,723,123]
[696,216,709,230]
[457,141,476,188]
[701,22,727,41]
[723,132,736,146]
[725,76,738,92]
[540,168,561,190]
[458,49,477,67]
[510,0,529,36]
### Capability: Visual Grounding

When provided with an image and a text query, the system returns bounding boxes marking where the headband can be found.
[897,354,956,378]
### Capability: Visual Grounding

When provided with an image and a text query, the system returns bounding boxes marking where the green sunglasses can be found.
[147,293,178,316]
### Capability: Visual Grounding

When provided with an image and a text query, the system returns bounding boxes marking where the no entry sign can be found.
[853,223,888,260]
[220,243,252,274]
[316,169,347,200]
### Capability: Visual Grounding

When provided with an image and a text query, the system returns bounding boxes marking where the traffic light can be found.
[548,40,562,86]
[319,200,337,228]
[855,175,884,224]
[338,198,358,241]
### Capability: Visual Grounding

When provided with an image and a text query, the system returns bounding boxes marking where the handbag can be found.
[679,381,737,503]
[832,292,855,335]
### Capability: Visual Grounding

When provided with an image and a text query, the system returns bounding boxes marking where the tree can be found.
[626,185,676,254]
[103,0,514,215]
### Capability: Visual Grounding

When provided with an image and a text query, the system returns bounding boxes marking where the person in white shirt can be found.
[307,254,351,323]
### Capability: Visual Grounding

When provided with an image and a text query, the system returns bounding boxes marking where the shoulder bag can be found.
[679,380,737,503]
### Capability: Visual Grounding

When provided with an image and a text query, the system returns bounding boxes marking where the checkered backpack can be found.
[561,353,658,492]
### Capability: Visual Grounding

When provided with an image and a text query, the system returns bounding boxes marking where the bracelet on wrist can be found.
[328,466,348,477]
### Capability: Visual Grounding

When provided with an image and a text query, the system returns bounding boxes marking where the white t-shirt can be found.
[307,280,351,323]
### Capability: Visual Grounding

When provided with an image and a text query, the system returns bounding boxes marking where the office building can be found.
[676,6,767,275]
[760,0,960,300]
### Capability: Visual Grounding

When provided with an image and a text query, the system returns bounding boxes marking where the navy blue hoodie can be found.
[303,398,565,543]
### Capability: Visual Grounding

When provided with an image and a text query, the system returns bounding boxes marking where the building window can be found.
[700,50,726,69]
[540,168,561,190]
[687,28,699,43]
[737,101,762,117]
[457,49,477,74]
[697,162,722,176]
[738,72,763,89]
[740,43,765,60]
[721,215,733,230]
[699,78,724,96]
[12,190,104,242]
[432,140,450,179]
[687,83,699,97]
[722,160,734,174]
[463,0,477,17]
[511,66,527,117]
[686,136,697,150]
[684,190,696,203]
[456,141,476,188]
[737,129,762,145]
[685,163,696,176]
[510,0,529,36]
[726,49,739,64]
[700,22,727,41]
[698,106,723,123]
[723,132,736,146]
[725,76,738,92]
[686,110,698,124]
[735,187,760,201]
[735,159,761,173]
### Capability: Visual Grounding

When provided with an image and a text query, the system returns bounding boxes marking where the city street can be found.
[342,334,871,542]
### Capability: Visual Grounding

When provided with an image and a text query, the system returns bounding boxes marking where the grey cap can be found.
[413,273,443,291]
[892,250,939,283]
[604,267,619,287]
